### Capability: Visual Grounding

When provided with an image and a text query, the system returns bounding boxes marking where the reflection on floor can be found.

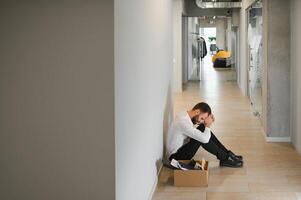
[153,71,301,199]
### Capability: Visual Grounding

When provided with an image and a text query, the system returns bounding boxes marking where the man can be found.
[167,102,243,168]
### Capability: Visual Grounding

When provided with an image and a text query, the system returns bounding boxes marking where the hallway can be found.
[2,1,301,199]
[153,71,301,199]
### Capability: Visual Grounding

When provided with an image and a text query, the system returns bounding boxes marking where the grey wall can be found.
[290,0,301,152]
[115,0,174,199]
[182,16,189,84]
[0,1,115,200]
[266,0,291,138]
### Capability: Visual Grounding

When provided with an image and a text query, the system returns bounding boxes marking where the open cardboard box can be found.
[173,159,209,187]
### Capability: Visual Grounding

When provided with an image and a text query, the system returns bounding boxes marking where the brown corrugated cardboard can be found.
[174,159,209,187]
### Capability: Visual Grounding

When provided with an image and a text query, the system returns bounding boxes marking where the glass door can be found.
[247,0,263,117]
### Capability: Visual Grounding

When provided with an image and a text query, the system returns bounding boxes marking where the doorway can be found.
[200,27,217,81]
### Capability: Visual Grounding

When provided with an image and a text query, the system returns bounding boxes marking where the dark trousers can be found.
[169,124,229,161]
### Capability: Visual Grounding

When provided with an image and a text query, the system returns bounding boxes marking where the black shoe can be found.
[228,150,243,161]
[220,156,243,168]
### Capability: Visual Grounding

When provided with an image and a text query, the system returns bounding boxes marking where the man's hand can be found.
[204,114,214,128]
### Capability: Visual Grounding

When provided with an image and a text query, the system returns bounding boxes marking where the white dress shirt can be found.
[167,111,211,156]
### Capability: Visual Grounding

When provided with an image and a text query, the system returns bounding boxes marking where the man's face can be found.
[193,111,209,124]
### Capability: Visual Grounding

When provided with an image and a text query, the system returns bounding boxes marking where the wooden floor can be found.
[152,68,301,200]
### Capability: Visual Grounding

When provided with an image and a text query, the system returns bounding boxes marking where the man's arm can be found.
[179,120,211,143]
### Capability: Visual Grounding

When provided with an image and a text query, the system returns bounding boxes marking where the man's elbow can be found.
[203,135,211,144]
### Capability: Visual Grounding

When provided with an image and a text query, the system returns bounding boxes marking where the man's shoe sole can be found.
[220,162,243,168]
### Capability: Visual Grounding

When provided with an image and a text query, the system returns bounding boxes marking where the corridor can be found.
[153,70,301,199]
[2,1,301,199]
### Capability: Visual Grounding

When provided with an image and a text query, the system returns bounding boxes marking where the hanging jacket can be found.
[200,37,207,59]
[198,37,207,59]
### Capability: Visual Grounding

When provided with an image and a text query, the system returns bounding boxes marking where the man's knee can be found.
[189,138,203,145]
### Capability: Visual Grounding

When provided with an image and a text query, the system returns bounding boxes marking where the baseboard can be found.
[148,163,163,200]
[157,162,163,176]
[266,136,291,142]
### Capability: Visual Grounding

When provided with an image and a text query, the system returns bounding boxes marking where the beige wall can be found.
[0,1,115,200]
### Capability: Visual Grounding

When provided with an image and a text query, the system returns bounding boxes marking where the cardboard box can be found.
[174,159,209,187]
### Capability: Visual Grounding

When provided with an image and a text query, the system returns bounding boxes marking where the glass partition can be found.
[247,0,263,117]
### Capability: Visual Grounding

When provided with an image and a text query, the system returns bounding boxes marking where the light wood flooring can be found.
[152,69,301,199]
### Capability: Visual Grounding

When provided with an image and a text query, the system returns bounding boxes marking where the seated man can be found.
[167,102,243,168]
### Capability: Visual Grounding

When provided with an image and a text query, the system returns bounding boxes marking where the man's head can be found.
[190,102,212,124]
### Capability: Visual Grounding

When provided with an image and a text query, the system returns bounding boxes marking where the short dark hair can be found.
[192,102,211,115]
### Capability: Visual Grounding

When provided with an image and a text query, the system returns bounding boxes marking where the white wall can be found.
[0,1,115,200]
[187,17,200,80]
[238,1,250,95]
[173,0,184,92]
[290,0,301,153]
[216,19,226,50]
[226,17,232,52]
[232,9,240,27]
[115,0,174,199]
